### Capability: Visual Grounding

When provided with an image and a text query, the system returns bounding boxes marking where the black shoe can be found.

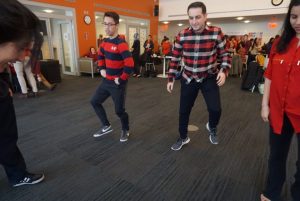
[13,173,44,187]
[120,130,129,142]
[50,83,57,91]
[93,125,113,137]
[206,123,218,144]
[171,137,190,151]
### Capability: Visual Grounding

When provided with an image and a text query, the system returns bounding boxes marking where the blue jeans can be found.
[91,79,129,131]
[179,75,221,139]
[264,114,300,201]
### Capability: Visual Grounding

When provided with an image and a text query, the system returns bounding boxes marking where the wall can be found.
[158,15,284,45]
[159,0,289,21]
[32,0,159,55]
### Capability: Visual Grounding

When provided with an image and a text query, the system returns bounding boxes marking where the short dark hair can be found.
[187,1,206,14]
[0,0,43,62]
[104,11,119,24]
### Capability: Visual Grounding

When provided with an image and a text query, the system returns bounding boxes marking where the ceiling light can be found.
[43,9,54,13]
[236,17,244,20]
[163,21,169,24]
[244,20,251,23]
[177,23,183,26]
[140,22,145,26]
[119,19,124,22]
[207,21,211,25]
[95,16,99,19]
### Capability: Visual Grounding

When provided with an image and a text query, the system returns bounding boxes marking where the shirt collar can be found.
[188,25,210,33]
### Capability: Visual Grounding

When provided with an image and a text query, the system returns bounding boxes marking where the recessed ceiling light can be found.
[163,21,169,24]
[43,9,54,13]
[177,23,183,26]
[244,20,251,23]
[236,17,244,20]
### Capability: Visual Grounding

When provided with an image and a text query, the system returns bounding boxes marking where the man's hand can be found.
[167,81,174,93]
[114,77,120,85]
[100,69,106,78]
[216,71,226,86]
[8,88,13,97]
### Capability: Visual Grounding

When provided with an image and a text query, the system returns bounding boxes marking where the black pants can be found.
[264,114,300,201]
[0,90,27,184]
[90,79,129,131]
[179,76,221,139]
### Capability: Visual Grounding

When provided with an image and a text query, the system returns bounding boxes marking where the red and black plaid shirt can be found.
[168,25,231,83]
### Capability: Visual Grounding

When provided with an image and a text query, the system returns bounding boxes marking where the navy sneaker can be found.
[93,125,113,137]
[13,173,44,187]
[171,137,190,151]
[120,130,129,142]
[206,122,218,145]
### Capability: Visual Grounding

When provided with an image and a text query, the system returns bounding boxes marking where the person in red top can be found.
[90,11,134,142]
[261,0,300,200]
[161,38,171,56]
[85,47,98,63]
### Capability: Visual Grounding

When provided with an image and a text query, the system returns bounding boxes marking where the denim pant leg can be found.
[291,134,300,201]
[0,94,27,184]
[110,83,129,131]
[200,76,221,129]
[90,82,110,126]
[264,115,294,201]
[179,80,200,139]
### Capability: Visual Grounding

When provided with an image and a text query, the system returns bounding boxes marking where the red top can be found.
[264,37,300,134]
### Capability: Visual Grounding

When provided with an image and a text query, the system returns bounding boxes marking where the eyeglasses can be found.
[102,22,116,27]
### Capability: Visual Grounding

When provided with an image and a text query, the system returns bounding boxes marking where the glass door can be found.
[39,18,54,60]
[58,20,76,75]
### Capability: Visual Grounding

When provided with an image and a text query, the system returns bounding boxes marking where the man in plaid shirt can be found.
[167,1,231,151]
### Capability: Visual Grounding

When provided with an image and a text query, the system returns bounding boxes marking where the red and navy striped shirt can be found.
[98,35,134,81]
[168,26,231,83]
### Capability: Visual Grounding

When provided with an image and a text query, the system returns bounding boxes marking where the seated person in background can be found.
[85,47,98,63]
[143,35,154,63]
[32,59,57,91]
[162,38,171,56]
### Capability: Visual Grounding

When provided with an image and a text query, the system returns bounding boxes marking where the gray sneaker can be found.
[120,130,129,142]
[206,123,218,145]
[93,125,113,138]
[171,137,190,151]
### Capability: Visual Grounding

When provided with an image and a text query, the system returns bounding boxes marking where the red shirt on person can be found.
[264,36,300,134]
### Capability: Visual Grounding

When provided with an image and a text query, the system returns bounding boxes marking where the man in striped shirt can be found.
[167,1,231,151]
[91,11,134,142]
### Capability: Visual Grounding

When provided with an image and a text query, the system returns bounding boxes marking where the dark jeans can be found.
[264,114,300,201]
[179,75,221,139]
[0,86,27,184]
[90,79,129,131]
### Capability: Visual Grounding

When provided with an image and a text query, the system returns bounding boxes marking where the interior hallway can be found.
[0,76,297,201]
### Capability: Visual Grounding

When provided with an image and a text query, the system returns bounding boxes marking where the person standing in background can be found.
[260,0,300,200]
[131,33,140,77]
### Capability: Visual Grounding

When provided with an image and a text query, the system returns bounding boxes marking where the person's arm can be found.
[167,33,183,93]
[97,43,106,77]
[261,78,271,122]
[118,41,134,84]
[216,29,231,86]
